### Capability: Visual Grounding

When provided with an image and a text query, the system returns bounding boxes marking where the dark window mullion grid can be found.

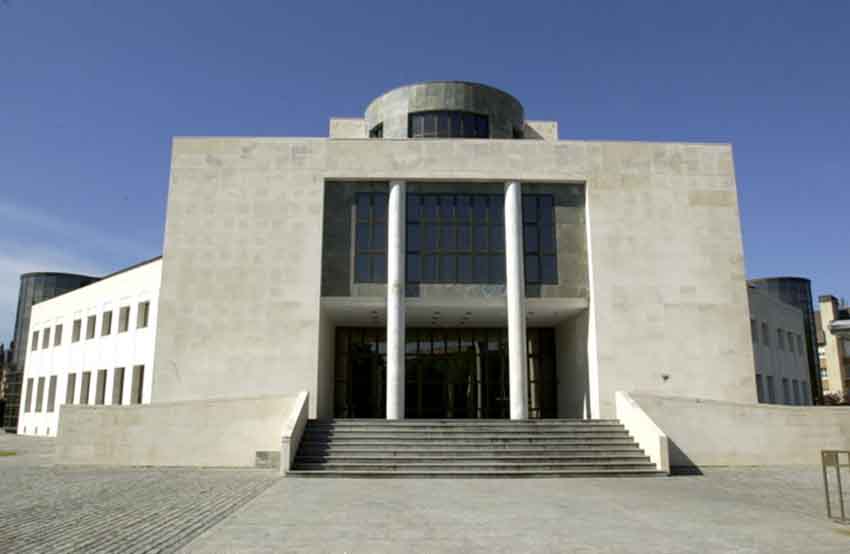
[406,193,504,285]
[522,194,557,285]
[354,192,388,283]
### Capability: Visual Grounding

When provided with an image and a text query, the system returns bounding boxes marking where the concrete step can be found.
[294,460,655,470]
[298,443,643,457]
[296,454,651,464]
[302,433,632,446]
[312,418,622,425]
[288,468,665,478]
[293,419,661,479]
[304,428,629,437]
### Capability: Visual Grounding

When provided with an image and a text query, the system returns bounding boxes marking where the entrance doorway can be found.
[333,327,557,418]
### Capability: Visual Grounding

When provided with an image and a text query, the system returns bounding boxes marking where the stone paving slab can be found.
[0,435,279,554]
[183,467,850,553]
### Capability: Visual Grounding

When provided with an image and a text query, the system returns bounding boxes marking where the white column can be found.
[505,181,529,420]
[386,180,406,420]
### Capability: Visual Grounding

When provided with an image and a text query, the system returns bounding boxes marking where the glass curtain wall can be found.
[334,327,556,419]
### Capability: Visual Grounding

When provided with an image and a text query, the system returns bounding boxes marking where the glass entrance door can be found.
[334,327,556,418]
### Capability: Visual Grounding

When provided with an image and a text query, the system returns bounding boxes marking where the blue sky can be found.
[0,1,848,342]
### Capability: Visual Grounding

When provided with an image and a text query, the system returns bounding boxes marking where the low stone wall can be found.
[57,394,296,467]
[631,393,850,467]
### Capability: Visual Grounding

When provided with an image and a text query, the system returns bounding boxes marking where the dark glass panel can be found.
[457,225,471,250]
[355,256,370,282]
[356,193,370,221]
[524,224,538,253]
[522,196,537,222]
[422,255,437,282]
[541,255,557,284]
[373,255,387,282]
[355,223,370,251]
[539,196,553,224]
[525,255,540,283]
[407,254,421,282]
[373,193,388,221]
[407,224,421,251]
[440,195,454,219]
[474,225,489,251]
[441,225,456,250]
[423,196,438,220]
[425,224,439,250]
[440,255,457,282]
[474,255,489,282]
[372,224,387,250]
[490,196,504,222]
[489,255,505,284]
[407,195,421,222]
[473,196,488,223]
[456,195,470,219]
[458,255,472,283]
[423,112,436,135]
[540,225,556,254]
[477,115,489,138]
[490,225,505,251]
[451,112,461,137]
[462,113,475,137]
[438,112,450,136]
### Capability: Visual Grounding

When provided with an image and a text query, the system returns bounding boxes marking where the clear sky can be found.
[0,1,848,342]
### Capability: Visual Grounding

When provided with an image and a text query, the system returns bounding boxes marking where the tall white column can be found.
[504,181,529,420]
[386,180,406,420]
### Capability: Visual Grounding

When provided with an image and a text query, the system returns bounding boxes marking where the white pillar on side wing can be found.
[504,180,529,420]
[386,180,406,419]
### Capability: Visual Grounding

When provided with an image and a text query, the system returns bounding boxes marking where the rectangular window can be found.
[761,322,769,346]
[95,369,107,405]
[47,376,57,412]
[36,377,45,412]
[792,379,800,405]
[750,319,758,344]
[755,374,764,403]
[65,373,77,405]
[353,191,389,283]
[131,365,145,404]
[796,335,803,356]
[118,306,130,333]
[80,371,91,404]
[777,329,784,350]
[72,319,82,342]
[32,330,39,351]
[137,301,150,329]
[42,328,50,349]
[766,375,776,403]
[801,381,809,404]
[101,311,113,336]
[24,378,34,412]
[787,331,794,353]
[86,315,96,339]
[522,195,557,284]
[112,367,125,405]
[782,378,790,404]
[405,193,507,285]
[54,324,63,346]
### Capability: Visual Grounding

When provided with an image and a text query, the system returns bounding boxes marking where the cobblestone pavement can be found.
[0,434,279,553]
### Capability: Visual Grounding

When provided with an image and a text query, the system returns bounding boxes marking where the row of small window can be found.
[749,319,804,355]
[755,374,810,405]
[31,301,150,352]
[23,365,146,413]
[407,111,490,139]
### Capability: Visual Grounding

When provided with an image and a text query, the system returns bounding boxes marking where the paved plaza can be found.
[1,433,848,553]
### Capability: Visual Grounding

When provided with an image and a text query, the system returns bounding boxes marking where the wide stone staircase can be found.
[289,419,664,478]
